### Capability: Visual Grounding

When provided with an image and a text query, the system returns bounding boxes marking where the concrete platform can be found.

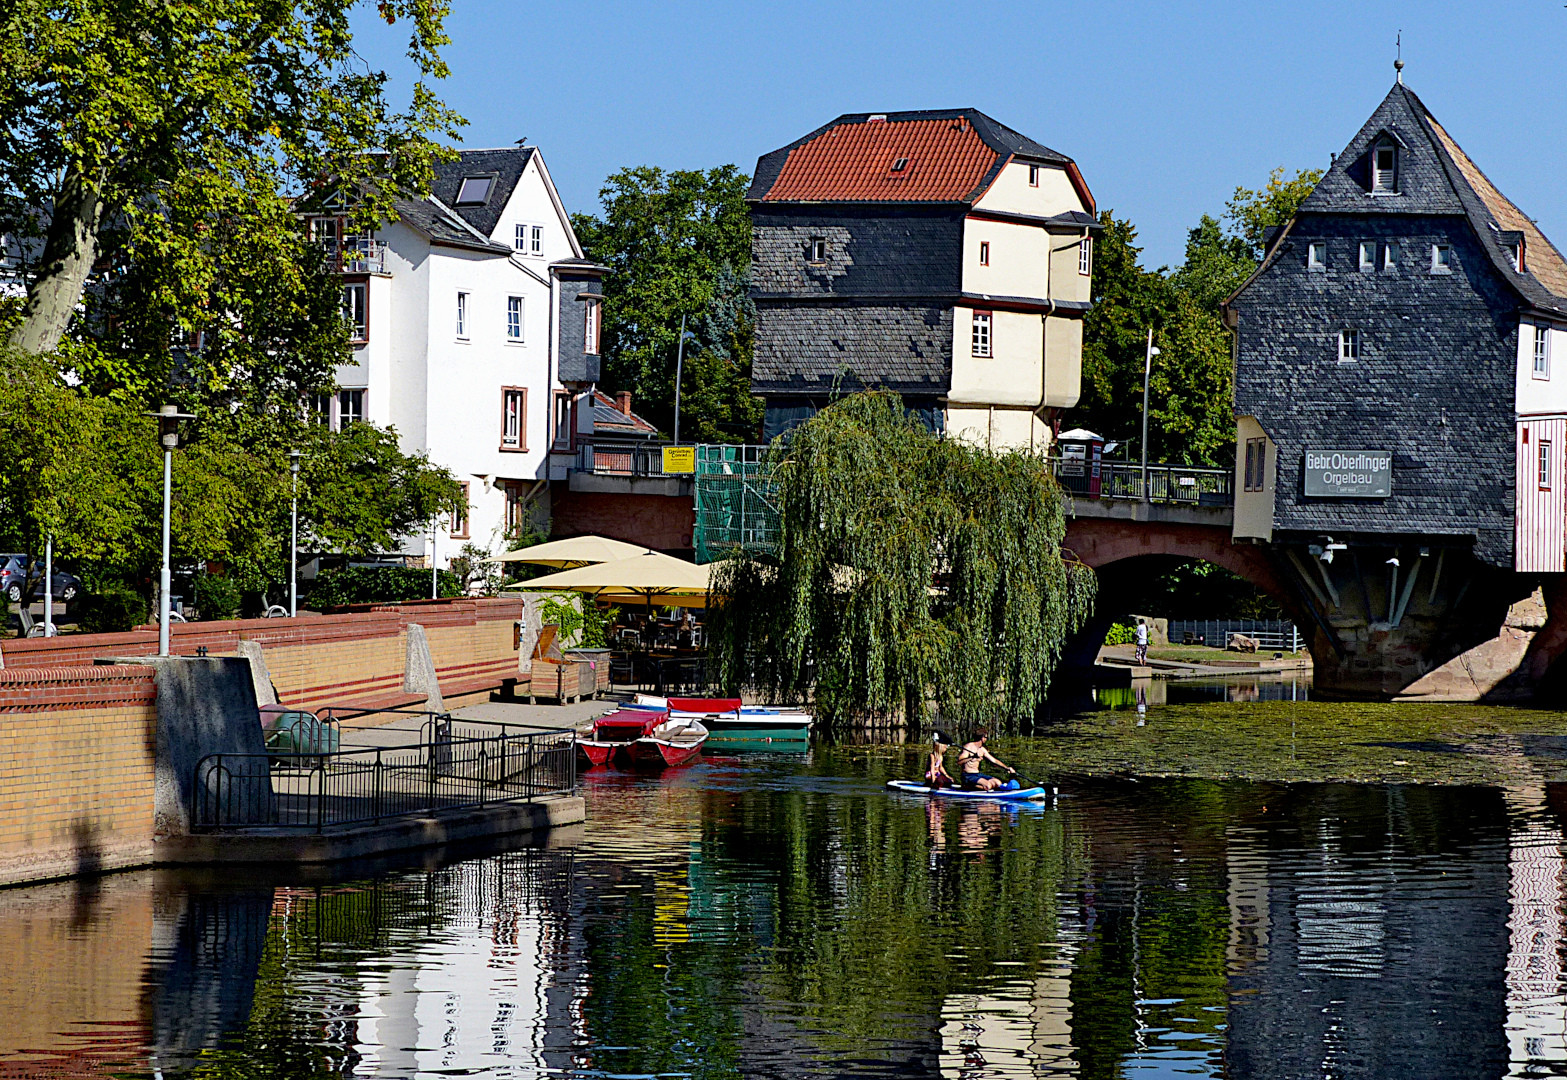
[157,793,584,866]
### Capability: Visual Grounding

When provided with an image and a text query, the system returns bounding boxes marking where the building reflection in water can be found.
[7,770,1567,1077]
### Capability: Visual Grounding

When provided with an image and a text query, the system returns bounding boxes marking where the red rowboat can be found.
[627,717,709,768]
[577,707,664,768]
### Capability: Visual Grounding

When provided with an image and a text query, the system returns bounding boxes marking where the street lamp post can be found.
[1140,329,1160,502]
[672,313,688,445]
[146,405,194,656]
[289,450,301,617]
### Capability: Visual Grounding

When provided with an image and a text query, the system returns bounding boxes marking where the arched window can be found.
[1372,138,1398,194]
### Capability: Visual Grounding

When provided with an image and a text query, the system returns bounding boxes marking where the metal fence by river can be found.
[192,710,576,832]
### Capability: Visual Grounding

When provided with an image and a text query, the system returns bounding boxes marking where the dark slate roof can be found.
[1270,82,1567,316]
[391,196,511,253]
[428,148,534,240]
[751,302,952,394]
[588,391,659,436]
[748,108,1080,207]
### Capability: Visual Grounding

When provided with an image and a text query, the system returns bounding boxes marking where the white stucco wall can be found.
[948,304,1042,408]
[1516,322,1567,417]
[972,161,1083,217]
[1233,416,1276,542]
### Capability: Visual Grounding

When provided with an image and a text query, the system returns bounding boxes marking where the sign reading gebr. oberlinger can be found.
[1303,450,1393,498]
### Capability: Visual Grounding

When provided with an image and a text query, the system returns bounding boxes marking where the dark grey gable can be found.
[429,148,534,239]
[1299,85,1464,216]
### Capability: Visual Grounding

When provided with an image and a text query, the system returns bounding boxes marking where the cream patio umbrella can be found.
[504,550,712,609]
[488,534,652,569]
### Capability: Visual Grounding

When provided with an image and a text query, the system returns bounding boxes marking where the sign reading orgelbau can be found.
[1303,450,1392,498]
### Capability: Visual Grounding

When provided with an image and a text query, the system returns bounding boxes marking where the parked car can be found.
[0,554,27,604]
[28,567,82,603]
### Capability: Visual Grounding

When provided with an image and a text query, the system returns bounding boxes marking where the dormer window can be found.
[891,157,910,172]
[1372,139,1398,194]
[455,176,495,205]
[1502,231,1527,273]
[808,237,826,263]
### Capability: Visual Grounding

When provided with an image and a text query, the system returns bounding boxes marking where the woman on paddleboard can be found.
[957,729,1015,791]
[926,731,956,789]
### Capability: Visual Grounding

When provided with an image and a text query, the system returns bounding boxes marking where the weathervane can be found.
[1395,31,1404,83]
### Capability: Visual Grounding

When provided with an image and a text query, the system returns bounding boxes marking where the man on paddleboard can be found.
[957,729,1015,791]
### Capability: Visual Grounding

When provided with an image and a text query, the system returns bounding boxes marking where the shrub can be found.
[538,593,619,649]
[193,575,243,621]
[306,565,461,607]
[77,585,149,633]
[1103,622,1138,646]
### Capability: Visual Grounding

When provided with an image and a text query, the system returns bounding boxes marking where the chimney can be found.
[615,390,632,417]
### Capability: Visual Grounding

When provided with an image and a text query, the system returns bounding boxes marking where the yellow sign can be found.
[662,446,695,474]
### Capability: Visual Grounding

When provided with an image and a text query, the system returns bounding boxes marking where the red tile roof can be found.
[761,116,1000,203]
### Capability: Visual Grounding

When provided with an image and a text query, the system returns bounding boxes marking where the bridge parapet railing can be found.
[1052,459,1234,507]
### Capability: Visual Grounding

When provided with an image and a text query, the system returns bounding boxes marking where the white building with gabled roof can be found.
[304,146,608,568]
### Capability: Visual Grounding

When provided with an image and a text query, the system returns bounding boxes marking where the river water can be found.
[3,708,1567,1078]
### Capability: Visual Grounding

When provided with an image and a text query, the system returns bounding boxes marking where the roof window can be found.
[455,176,495,205]
[891,157,910,172]
[1371,138,1398,194]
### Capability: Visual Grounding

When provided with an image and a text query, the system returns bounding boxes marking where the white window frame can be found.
[1534,325,1551,380]
[342,281,368,343]
[1359,241,1376,271]
[1383,242,1400,270]
[1372,140,1398,194]
[972,311,992,358]
[450,482,470,538]
[1079,237,1093,276]
[507,295,524,342]
[978,241,990,267]
[514,223,528,252]
[501,388,526,450]
[808,237,826,262]
[1431,244,1453,274]
[1028,164,1040,187]
[1542,440,1554,490]
[1338,329,1360,362]
[1308,242,1327,271]
[529,225,544,256]
[455,291,469,340]
[337,388,366,429]
[584,299,600,355]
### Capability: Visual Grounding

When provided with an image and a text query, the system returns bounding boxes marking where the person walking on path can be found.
[1135,621,1149,666]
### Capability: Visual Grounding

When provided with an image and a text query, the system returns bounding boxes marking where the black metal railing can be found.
[573,442,694,478]
[193,719,575,833]
[1052,459,1234,506]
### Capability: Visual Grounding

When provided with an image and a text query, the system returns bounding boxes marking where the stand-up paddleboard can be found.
[886,779,1054,801]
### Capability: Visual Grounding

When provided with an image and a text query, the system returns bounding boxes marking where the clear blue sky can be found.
[352,1,1567,270]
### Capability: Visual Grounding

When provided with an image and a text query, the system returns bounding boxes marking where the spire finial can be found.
[1394,31,1404,83]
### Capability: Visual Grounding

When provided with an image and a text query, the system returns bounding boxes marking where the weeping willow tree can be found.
[709,392,1096,731]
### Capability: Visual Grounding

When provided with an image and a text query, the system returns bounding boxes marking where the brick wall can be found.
[0,597,529,713]
[0,666,159,887]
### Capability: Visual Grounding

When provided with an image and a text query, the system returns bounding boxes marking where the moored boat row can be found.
[575,696,813,771]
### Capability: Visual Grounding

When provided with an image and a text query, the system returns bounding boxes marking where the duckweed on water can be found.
[991,701,1567,787]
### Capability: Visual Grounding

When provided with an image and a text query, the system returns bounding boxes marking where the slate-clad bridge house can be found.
[746,109,1098,449]
[1224,77,1567,697]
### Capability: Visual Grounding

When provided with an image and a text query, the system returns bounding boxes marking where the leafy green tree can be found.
[572,165,761,440]
[1,0,461,360]
[0,349,460,603]
[1225,166,1324,260]
[710,392,1095,729]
